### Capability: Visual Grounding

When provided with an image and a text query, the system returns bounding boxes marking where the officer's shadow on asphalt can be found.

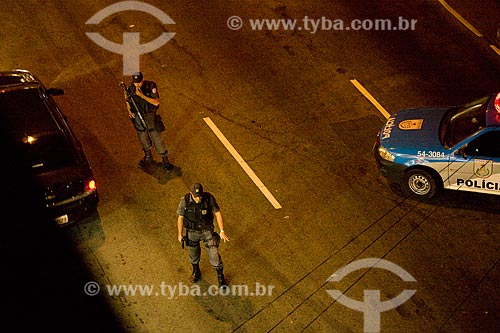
[191,278,254,328]
[140,162,183,185]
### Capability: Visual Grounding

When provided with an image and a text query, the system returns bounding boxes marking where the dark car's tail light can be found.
[84,179,97,193]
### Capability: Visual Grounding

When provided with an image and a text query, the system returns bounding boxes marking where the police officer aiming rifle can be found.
[120,81,148,130]
[121,72,174,172]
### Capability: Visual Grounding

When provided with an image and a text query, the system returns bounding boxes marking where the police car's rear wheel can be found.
[402,169,438,199]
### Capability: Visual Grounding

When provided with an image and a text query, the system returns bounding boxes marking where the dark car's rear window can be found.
[19,133,77,174]
[1,86,78,174]
[0,87,59,137]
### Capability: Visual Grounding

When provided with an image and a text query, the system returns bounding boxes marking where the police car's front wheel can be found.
[402,168,439,199]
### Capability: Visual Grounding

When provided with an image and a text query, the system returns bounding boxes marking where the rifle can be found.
[119,81,148,131]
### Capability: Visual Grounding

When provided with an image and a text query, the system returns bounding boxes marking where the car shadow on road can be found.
[62,211,106,252]
[388,182,500,215]
[433,189,500,214]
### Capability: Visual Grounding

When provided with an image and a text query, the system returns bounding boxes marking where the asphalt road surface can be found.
[2,1,499,332]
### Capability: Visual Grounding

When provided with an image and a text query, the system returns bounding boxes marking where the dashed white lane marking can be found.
[203,117,282,209]
[490,44,500,56]
[438,1,500,57]
[350,79,391,120]
[438,0,483,37]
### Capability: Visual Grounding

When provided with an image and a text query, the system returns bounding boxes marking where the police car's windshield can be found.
[439,96,490,148]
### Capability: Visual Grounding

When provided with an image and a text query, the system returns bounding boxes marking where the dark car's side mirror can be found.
[46,88,64,96]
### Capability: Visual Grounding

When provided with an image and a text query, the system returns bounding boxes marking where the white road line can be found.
[350,79,391,120]
[437,0,483,37]
[203,117,282,209]
[490,44,500,56]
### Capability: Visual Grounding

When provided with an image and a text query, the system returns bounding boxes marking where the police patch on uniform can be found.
[201,209,207,215]
[474,159,493,178]
[398,119,423,130]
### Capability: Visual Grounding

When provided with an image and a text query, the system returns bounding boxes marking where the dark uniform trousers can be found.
[186,229,223,269]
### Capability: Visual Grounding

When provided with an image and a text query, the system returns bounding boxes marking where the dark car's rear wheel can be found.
[402,168,440,199]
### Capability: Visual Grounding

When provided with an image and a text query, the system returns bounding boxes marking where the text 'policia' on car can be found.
[374,91,500,199]
[0,69,99,226]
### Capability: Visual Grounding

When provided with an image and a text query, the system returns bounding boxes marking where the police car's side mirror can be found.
[456,147,467,159]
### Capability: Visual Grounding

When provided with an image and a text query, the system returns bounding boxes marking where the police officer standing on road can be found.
[124,71,174,172]
[177,183,230,288]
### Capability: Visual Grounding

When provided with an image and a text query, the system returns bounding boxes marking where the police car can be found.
[374,92,500,198]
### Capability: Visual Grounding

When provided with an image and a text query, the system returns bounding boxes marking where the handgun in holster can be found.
[181,229,188,249]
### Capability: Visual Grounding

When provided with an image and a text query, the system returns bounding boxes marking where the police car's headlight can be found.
[378,145,395,162]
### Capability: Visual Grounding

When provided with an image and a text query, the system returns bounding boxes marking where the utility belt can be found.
[183,227,220,248]
[183,219,214,232]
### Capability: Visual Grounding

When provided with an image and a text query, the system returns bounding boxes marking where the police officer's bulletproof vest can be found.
[183,193,214,230]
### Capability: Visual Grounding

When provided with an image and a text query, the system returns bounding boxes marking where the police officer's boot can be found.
[216,267,228,288]
[139,149,154,168]
[190,264,201,283]
[161,154,174,173]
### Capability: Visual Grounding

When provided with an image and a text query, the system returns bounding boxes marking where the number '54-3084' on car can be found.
[374,92,500,199]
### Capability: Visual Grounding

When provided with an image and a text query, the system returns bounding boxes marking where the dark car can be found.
[0,69,99,226]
